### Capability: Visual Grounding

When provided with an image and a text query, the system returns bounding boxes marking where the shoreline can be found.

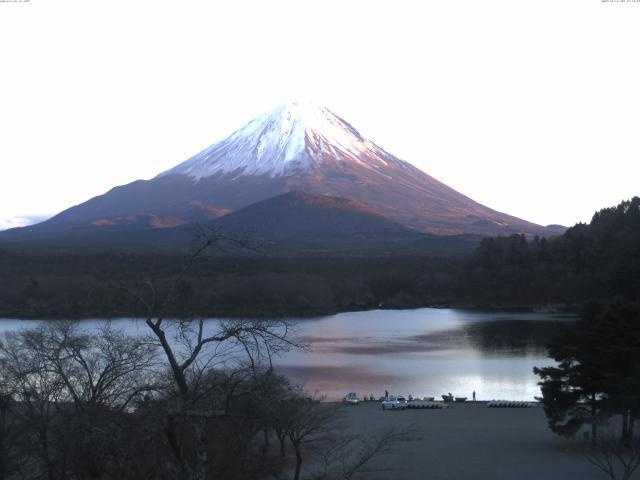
[0,303,579,321]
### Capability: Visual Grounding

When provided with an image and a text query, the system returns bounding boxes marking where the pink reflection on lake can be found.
[274,308,572,401]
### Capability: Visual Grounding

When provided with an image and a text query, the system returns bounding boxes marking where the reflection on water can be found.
[0,308,574,402]
[274,308,574,401]
[459,319,563,354]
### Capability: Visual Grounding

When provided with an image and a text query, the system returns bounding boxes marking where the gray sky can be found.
[1,0,638,230]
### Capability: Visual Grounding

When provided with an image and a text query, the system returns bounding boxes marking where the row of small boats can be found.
[486,400,535,408]
[407,401,449,409]
[401,399,536,409]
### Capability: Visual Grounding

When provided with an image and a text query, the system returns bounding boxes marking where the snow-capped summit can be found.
[160,101,405,180]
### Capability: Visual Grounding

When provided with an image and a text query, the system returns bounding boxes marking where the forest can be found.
[0,197,638,319]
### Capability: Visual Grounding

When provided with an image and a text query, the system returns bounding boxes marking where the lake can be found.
[0,308,573,401]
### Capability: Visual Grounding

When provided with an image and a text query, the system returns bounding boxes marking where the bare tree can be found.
[0,329,69,480]
[286,396,340,480]
[585,428,640,480]
[277,394,417,480]
[271,398,294,458]
[309,425,418,480]
[0,321,158,480]
[0,379,26,480]
[119,233,300,480]
[20,321,157,410]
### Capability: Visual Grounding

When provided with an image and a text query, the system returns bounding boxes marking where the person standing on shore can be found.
[385,389,389,400]
[472,390,476,401]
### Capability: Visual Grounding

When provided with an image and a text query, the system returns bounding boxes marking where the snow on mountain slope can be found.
[160,101,407,180]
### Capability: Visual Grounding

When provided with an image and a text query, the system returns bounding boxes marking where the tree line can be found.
[2,197,638,318]
[457,196,640,306]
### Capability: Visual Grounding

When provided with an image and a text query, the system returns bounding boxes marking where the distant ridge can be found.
[0,192,483,256]
[212,191,480,255]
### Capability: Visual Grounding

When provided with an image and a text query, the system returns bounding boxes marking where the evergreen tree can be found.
[535,302,640,445]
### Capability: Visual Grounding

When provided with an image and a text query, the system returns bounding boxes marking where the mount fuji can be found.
[1,101,563,251]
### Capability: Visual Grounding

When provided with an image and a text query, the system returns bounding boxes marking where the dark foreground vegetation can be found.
[0,318,406,480]
[0,197,638,318]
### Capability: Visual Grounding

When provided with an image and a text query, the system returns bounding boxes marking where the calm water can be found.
[0,308,573,401]
[275,308,573,401]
